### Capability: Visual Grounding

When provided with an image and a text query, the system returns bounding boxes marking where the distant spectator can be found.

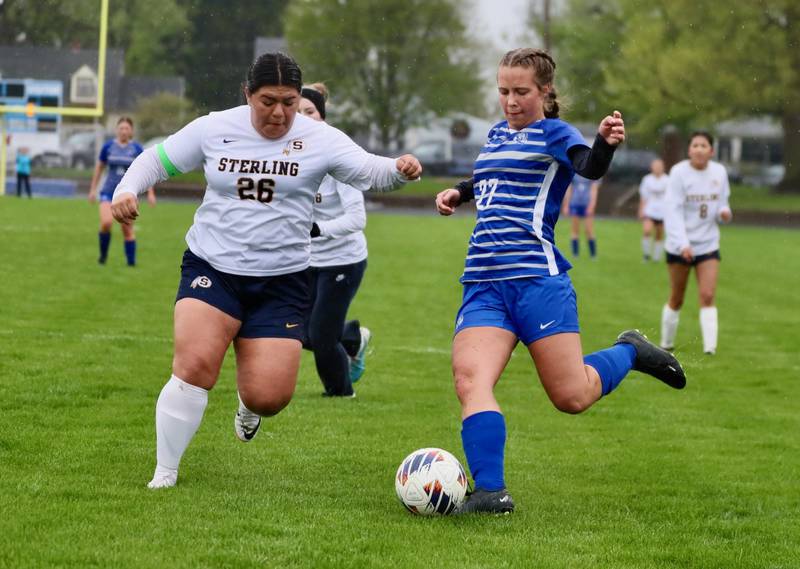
[15,147,32,198]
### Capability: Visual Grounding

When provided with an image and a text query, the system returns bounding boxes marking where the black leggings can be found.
[303,260,366,395]
[17,174,31,197]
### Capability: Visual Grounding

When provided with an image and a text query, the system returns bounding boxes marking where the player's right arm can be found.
[664,165,692,260]
[88,142,110,203]
[111,117,208,223]
[436,178,473,216]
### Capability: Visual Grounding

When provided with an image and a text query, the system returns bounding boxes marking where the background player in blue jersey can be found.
[562,173,600,258]
[435,48,687,514]
[88,117,155,266]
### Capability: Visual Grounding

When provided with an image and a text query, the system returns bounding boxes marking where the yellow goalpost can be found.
[0,0,109,195]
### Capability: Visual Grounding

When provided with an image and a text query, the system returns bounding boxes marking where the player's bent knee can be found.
[240,392,292,417]
[549,392,591,415]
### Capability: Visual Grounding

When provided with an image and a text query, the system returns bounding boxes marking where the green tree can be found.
[176,0,289,112]
[551,0,800,191]
[0,0,102,47]
[134,92,197,140]
[285,0,484,150]
[109,0,189,76]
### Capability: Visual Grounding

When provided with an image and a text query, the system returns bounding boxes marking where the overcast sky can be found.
[472,0,533,47]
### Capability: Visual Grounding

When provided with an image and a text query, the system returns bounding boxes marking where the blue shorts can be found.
[455,273,580,345]
[99,191,114,203]
[176,249,311,340]
[568,205,588,217]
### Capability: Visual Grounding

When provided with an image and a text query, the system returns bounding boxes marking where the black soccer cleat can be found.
[459,488,515,515]
[615,329,686,389]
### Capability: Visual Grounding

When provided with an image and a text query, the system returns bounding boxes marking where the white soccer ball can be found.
[395,448,468,515]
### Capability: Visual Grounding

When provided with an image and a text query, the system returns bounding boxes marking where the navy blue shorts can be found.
[666,249,721,266]
[99,191,114,203]
[455,273,580,345]
[176,249,311,340]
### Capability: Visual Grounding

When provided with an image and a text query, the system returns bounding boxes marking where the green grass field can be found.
[1,197,798,568]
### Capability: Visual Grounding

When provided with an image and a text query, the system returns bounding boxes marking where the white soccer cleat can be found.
[349,326,372,383]
[234,395,262,442]
[147,468,178,489]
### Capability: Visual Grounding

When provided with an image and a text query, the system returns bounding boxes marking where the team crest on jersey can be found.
[513,132,529,143]
[190,276,212,289]
[283,139,305,155]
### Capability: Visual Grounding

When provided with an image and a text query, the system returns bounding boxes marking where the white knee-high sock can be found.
[154,375,208,473]
[653,240,664,262]
[641,237,652,259]
[700,307,718,354]
[661,304,680,349]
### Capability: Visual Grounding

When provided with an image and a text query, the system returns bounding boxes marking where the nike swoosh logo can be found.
[223,138,237,143]
[539,320,556,330]
[285,323,300,329]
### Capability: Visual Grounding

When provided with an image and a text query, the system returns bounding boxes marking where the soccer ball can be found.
[395,448,468,515]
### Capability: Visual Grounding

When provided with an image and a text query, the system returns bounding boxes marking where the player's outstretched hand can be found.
[599,111,625,146]
[436,188,461,216]
[396,154,422,180]
[112,193,140,223]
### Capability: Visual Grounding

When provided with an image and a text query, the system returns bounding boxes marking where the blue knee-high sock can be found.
[461,410,506,491]
[124,240,136,266]
[588,239,597,257]
[584,343,636,396]
[571,238,579,256]
[98,232,111,261]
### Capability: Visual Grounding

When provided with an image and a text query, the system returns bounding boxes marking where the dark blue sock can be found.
[461,410,506,491]
[589,239,597,257]
[571,238,579,256]
[98,232,111,261]
[584,343,636,396]
[124,240,136,266]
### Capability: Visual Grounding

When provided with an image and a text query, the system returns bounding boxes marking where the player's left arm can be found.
[561,185,572,215]
[718,166,733,223]
[566,112,624,180]
[326,125,421,192]
[315,183,367,238]
[588,181,600,216]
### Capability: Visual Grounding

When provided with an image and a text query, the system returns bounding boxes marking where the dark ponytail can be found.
[246,52,302,94]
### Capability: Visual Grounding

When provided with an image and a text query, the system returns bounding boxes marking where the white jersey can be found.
[664,160,731,256]
[114,106,405,276]
[311,175,367,267]
[639,172,669,220]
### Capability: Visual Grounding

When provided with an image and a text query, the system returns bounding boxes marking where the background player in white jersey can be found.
[638,158,668,262]
[110,53,421,489]
[561,174,600,258]
[88,117,155,266]
[298,83,371,397]
[435,48,686,514]
[661,131,732,355]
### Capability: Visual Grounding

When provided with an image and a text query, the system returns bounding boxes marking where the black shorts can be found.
[176,249,311,339]
[646,217,664,225]
[666,250,721,266]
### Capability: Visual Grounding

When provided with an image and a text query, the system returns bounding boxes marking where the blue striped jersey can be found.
[461,118,587,282]
[99,140,144,195]
[569,175,594,207]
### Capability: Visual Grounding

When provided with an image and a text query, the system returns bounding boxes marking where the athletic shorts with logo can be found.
[176,249,311,339]
[455,272,580,345]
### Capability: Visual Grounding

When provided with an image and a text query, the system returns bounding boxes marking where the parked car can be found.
[63,131,98,169]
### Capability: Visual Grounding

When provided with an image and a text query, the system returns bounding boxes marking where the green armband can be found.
[157,143,180,178]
